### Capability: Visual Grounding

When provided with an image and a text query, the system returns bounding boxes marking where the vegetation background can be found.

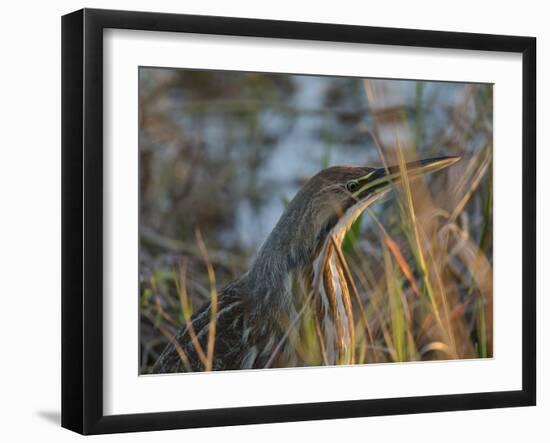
[139,68,493,373]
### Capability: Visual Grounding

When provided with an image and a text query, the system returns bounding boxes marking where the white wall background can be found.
[0,1,546,441]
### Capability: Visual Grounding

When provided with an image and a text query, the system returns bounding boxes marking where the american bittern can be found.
[152,156,459,373]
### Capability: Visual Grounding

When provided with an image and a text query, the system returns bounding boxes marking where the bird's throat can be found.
[308,192,388,365]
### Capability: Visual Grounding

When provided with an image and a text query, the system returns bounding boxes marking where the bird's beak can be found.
[380,155,461,181]
[355,156,460,196]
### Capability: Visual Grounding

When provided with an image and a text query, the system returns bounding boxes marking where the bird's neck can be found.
[240,200,326,315]
[242,195,372,303]
[236,198,371,365]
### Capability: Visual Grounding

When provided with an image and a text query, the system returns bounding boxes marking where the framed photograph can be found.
[61,8,536,435]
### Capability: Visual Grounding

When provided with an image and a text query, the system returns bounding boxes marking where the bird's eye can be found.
[346,181,359,193]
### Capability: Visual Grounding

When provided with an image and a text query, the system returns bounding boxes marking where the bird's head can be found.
[273,155,460,264]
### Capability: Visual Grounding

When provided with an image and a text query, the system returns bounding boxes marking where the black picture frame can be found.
[61,8,536,435]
